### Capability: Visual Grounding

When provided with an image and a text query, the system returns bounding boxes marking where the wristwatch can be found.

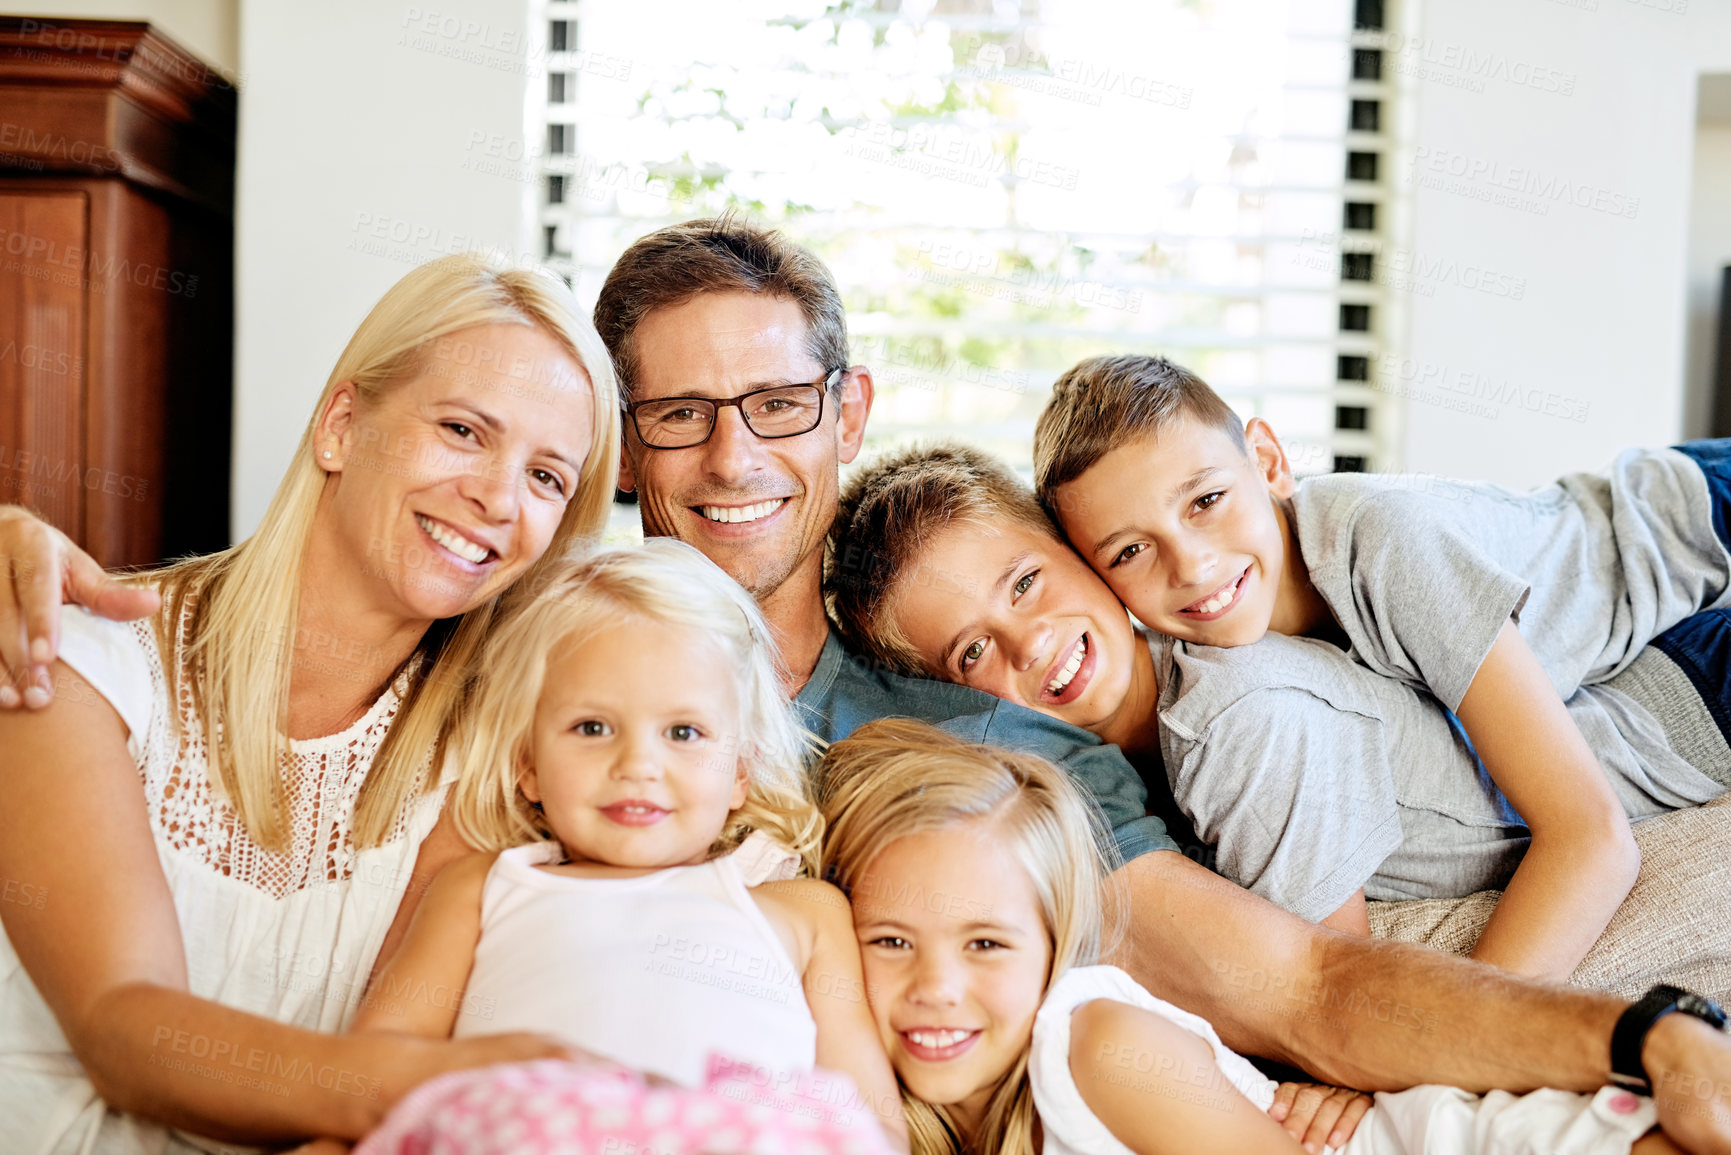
[1610,983,1727,1094]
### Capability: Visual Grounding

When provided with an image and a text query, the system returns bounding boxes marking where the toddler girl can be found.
[818,717,1679,1155]
[347,539,905,1153]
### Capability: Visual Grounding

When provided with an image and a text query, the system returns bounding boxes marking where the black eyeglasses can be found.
[626,369,843,449]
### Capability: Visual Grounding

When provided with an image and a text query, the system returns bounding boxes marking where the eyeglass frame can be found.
[624,368,846,450]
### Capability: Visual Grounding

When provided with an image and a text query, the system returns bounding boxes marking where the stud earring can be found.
[322,450,333,460]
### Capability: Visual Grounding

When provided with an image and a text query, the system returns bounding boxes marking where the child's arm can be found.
[1068,998,1304,1154]
[367,801,474,991]
[351,851,495,1039]
[1319,890,1369,936]
[760,878,909,1152]
[1268,1080,1374,1150]
[1455,621,1641,980]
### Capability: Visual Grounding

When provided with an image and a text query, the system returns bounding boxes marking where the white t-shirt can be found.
[0,607,446,1155]
[1029,966,1657,1155]
[1030,964,1274,1155]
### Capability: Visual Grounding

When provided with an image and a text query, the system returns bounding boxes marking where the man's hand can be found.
[1268,1081,1374,1151]
[1645,1012,1731,1154]
[0,506,160,709]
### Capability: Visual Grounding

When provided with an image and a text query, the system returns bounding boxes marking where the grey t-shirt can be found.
[1290,448,1731,713]
[1152,631,1726,920]
[795,632,1179,863]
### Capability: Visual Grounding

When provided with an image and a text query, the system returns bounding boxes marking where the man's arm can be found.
[1107,851,1731,1151]
[0,506,159,709]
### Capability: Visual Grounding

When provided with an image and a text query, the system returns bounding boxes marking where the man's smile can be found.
[696,498,789,524]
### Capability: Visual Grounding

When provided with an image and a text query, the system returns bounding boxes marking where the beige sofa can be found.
[1368,794,1731,1003]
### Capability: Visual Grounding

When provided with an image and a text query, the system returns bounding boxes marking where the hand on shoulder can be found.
[0,505,159,710]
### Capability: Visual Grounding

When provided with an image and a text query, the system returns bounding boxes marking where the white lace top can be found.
[0,606,448,1155]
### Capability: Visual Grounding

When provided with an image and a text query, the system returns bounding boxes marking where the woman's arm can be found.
[351,852,493,1038]
[1068,997,1303,1154]
[1455,621,1641,980]
[760,878,908,1151]
[0,660,564,1145]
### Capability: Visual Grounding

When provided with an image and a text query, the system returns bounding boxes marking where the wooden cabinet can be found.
[0,17,234,567]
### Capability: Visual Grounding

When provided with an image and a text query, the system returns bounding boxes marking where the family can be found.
[1,215,1730,1155]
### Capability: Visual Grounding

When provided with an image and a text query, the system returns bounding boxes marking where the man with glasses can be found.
[600,219,1167,865]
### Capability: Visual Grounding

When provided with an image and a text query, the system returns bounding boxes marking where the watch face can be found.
[1678,993,1729,1029]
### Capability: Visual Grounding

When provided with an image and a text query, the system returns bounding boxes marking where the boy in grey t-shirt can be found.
[1154,625,1729,923]
[1034,355,1731,983]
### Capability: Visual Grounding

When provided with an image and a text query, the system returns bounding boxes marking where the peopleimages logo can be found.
[1371,32,1577,96]
[1408,147,1640,220]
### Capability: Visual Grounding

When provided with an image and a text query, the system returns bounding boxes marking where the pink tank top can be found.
[453,841,817,1087]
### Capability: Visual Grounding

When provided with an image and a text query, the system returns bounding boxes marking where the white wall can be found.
[15,0,237,75]
[1683,86,1731,439]
[1398,0,1731,485]
[230,0,538,536]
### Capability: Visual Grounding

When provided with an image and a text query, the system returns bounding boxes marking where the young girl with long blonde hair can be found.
[344,539,905,1153]
[820,718,1681,1155]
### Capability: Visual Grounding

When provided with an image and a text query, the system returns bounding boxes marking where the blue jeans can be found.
[1674,438,1731,550]
[1650,608,1731,745]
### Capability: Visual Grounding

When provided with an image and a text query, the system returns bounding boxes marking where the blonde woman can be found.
[0,252,620,1152]
[333,540,902,1153]
[819,719,1683,1155]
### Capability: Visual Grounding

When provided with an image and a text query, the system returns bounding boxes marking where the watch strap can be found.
[1611,984,1727,1093]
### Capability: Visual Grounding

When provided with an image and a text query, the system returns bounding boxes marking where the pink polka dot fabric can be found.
[354,1056,897,1155]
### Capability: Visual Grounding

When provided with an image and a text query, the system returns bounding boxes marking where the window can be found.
[549,72,569,103]
[543,0,1410,488]
[549,20,571,51]
[547,124,570,155]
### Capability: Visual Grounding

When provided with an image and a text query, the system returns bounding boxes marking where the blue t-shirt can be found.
[793,632,1178,863]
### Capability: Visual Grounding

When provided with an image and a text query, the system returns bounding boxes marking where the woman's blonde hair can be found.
[449,538,823,873]
[819,719,1121,1155]
[152,251,621,851]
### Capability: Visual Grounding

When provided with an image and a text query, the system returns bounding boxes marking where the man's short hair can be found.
[594,212,849,402]
[826,441,1056,677]
[1033,354,1247,515]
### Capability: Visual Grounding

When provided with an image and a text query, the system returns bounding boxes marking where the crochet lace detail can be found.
[130,607,427,899]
